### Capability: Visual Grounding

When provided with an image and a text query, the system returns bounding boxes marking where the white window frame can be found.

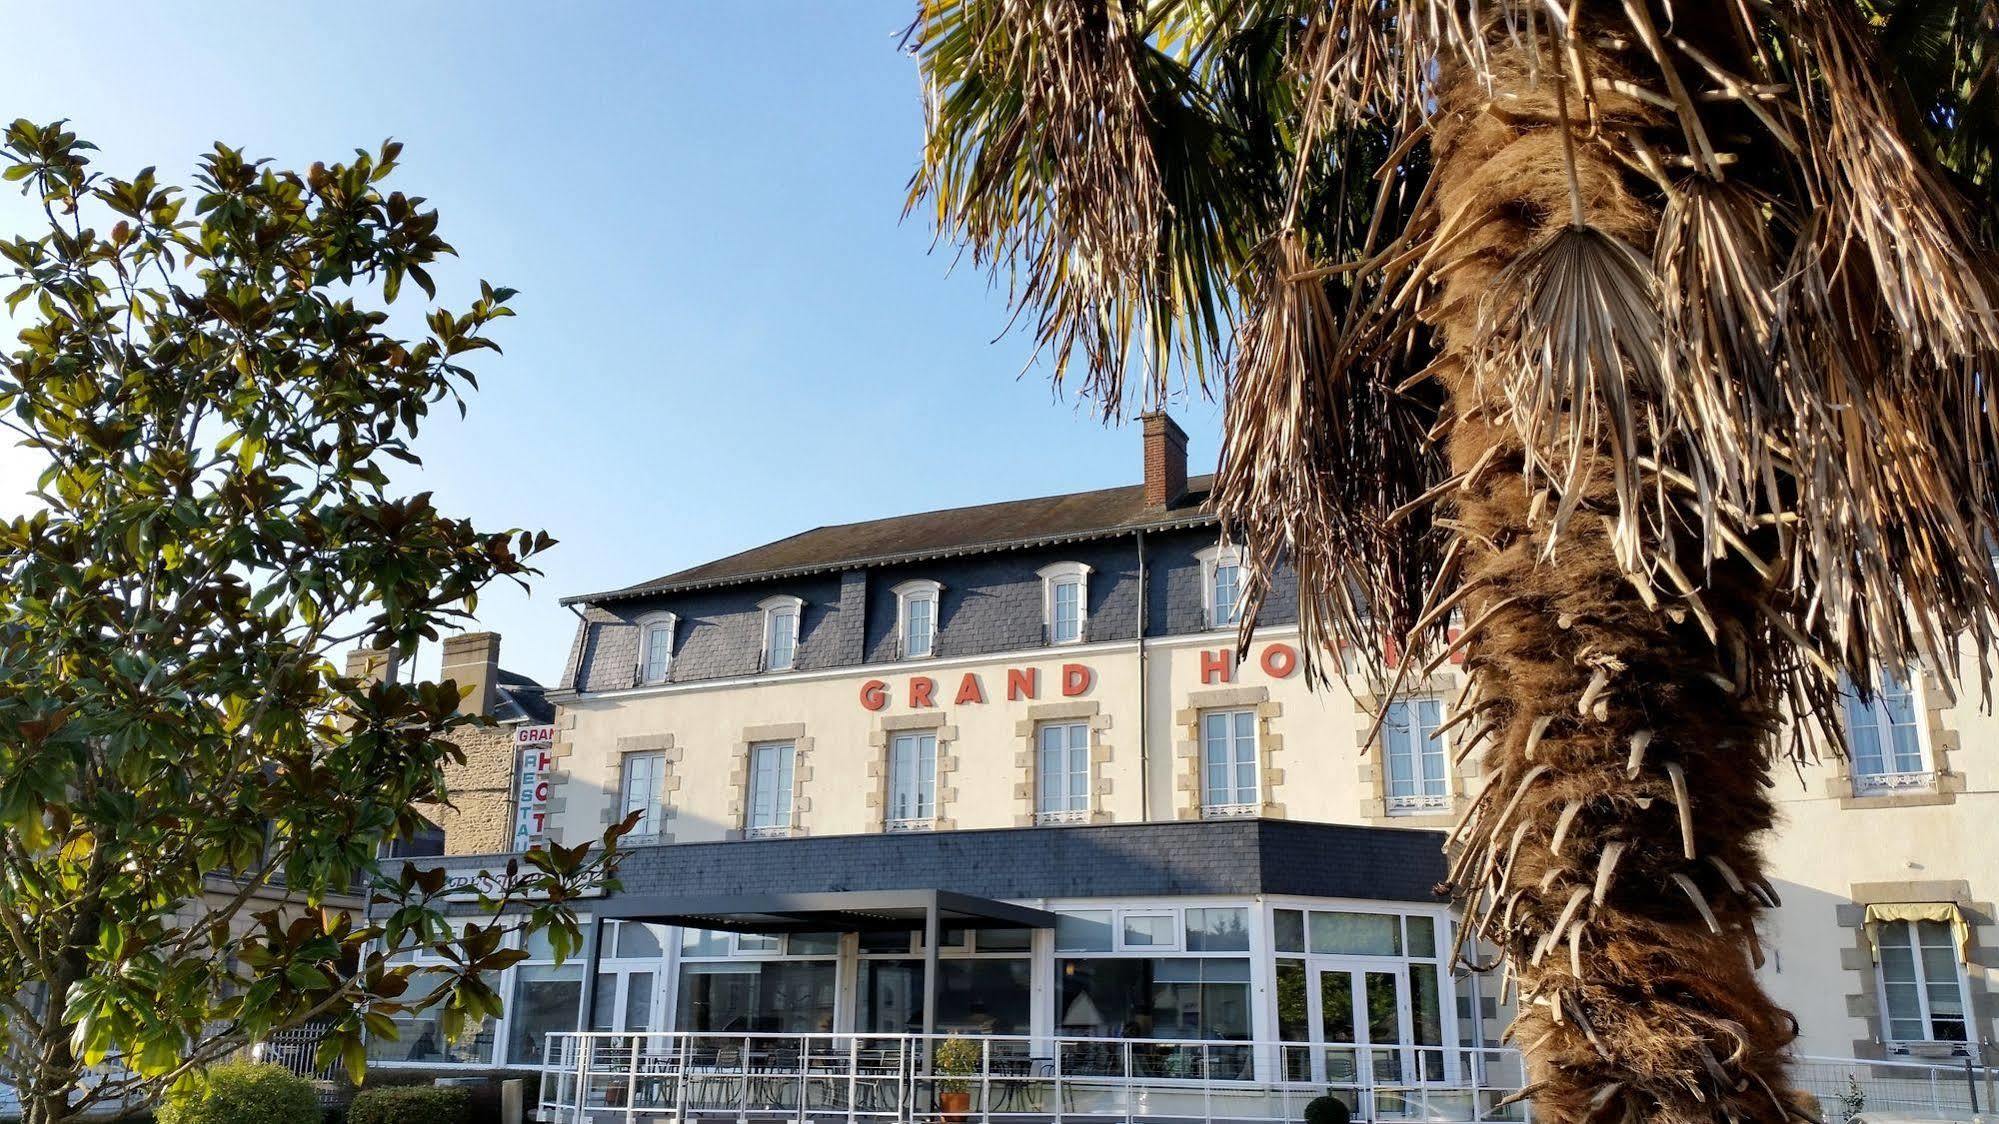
[1841,669,1932,794]
[885,730,938,830]
[758,595,803,673]
[1035,720,1091,824]
[1200,708,1260,818]
[635,612,677,686]
[892,579,943,660]
[1196,544,1247,630]
[1873,918,1974,1047]
[1383,697,1450,815]
[620,751,667,840]
[1037,561,1092,646]
[745,741,796,839]
[1117,908,1182,952]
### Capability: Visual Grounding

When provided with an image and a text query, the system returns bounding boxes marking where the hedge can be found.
[345,1084,471,1124]
[157,1062,319,1124]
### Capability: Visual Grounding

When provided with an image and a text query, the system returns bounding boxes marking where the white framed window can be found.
[746,742,795,839]
[636,612,676,686]
[1119,910,1179,951]
[886,731,937,830]
[1875,919,1972,1045]
[1842,669,1930,794]
[1384,697,1449,814]
[759,595,803,672]
[892,580,942,659]
[1201,709,1259,817]
[1035,722,1090,823]
[620,751,666,839]
[1196,544,1246,630]
[1037,561,1092,645]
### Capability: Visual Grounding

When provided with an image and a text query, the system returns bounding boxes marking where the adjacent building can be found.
[379,414,1996,1086]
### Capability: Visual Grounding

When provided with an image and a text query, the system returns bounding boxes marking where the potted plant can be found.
[935,1036,982,1120]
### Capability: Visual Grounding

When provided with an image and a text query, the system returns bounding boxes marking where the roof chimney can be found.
[441,631,502,717]
[1142,412,1189,509]
[343,646,398,686]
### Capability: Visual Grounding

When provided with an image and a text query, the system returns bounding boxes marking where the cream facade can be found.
[388,415,1994,1081]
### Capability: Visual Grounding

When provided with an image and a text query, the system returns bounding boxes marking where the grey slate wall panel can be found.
[598,820,1446,904]
[571,528,1307,692]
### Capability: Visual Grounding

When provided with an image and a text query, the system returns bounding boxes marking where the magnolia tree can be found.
[0,121,622,1123]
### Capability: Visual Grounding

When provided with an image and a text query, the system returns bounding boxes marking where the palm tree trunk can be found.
[1421,30,1809,1124]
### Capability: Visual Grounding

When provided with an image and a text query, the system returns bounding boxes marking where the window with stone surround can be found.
[745,742,796,839]
[620,751,666,840]
[1841,669,1931,794]
[1201,710,1259,817]
[1383,698,1449,815]
[1034,721,1090,823]
[1875,919,1973,1045]
[887,731,937,830]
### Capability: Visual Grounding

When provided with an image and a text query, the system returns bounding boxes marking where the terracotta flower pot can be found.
[940,1089,973,1120]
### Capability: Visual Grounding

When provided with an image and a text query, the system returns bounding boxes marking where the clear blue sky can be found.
[0,2,1225,685]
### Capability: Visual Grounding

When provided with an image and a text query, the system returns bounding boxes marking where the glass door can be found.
[592,967,661,1033]
[1308,963,1413,1111]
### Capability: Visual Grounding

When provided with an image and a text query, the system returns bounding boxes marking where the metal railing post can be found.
[1471,1040,1487,1120]
[1966,1058,1981,1115]
[847,1035,859,1124]
[1053,1037,1066,1124]
[980,1037,992,1124]
[573,1033,590,1124]
[1123,1040,1135,1124]
[627,1035,641,1124]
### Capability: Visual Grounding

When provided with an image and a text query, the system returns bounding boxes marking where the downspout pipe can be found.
[1136,530,1149,822]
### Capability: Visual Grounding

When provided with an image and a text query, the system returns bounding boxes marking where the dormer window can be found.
[892,580,942,659]
[636,612,676,686]
[1197,544,1247,630]
[760,595,803,672]
[1038,561,1092,645]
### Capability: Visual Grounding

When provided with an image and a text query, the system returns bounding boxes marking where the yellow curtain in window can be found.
[1863,902,1973,964]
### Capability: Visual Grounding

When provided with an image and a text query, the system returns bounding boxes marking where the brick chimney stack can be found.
[1141,412,1189,509]
[441,631,502,717]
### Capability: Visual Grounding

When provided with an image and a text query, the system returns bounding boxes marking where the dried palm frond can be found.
[1476,225,1665,571]
[1216,234,1446,682]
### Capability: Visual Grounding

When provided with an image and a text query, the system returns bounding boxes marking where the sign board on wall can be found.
[510,724,557,852]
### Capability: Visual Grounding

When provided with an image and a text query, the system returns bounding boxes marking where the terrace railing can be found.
[534,1033,1996,1124]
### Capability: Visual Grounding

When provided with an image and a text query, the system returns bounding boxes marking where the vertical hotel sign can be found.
[511,725,557,852]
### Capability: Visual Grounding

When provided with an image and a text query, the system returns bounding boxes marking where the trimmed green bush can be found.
[345,1084,471,1124]
[1304,1093,1352,1124]
[157,1061,319,1124]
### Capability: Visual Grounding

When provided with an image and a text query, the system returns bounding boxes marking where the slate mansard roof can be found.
[564,475,1220,606]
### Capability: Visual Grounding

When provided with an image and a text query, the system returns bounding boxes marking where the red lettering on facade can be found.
[534,780,551,802]
[1200,649,1235,684]
[1061,664,1093,697]
[860,679,888,711]
[1260,644,1298,679]
[910,677,937,708]
[955,673,986,705]
[1007,667,1038,701]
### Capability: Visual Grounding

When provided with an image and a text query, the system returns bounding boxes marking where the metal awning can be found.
[596,889,1056,935]
[581,890,1055,1057]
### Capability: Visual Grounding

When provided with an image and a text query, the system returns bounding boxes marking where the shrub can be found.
[157,1062,319,1124]
[1304,1093,1352,1124]
[346,1084,471,1124]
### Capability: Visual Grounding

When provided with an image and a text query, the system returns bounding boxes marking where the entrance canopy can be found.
[599,888,1056,935]
[585,890,1056,1048]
